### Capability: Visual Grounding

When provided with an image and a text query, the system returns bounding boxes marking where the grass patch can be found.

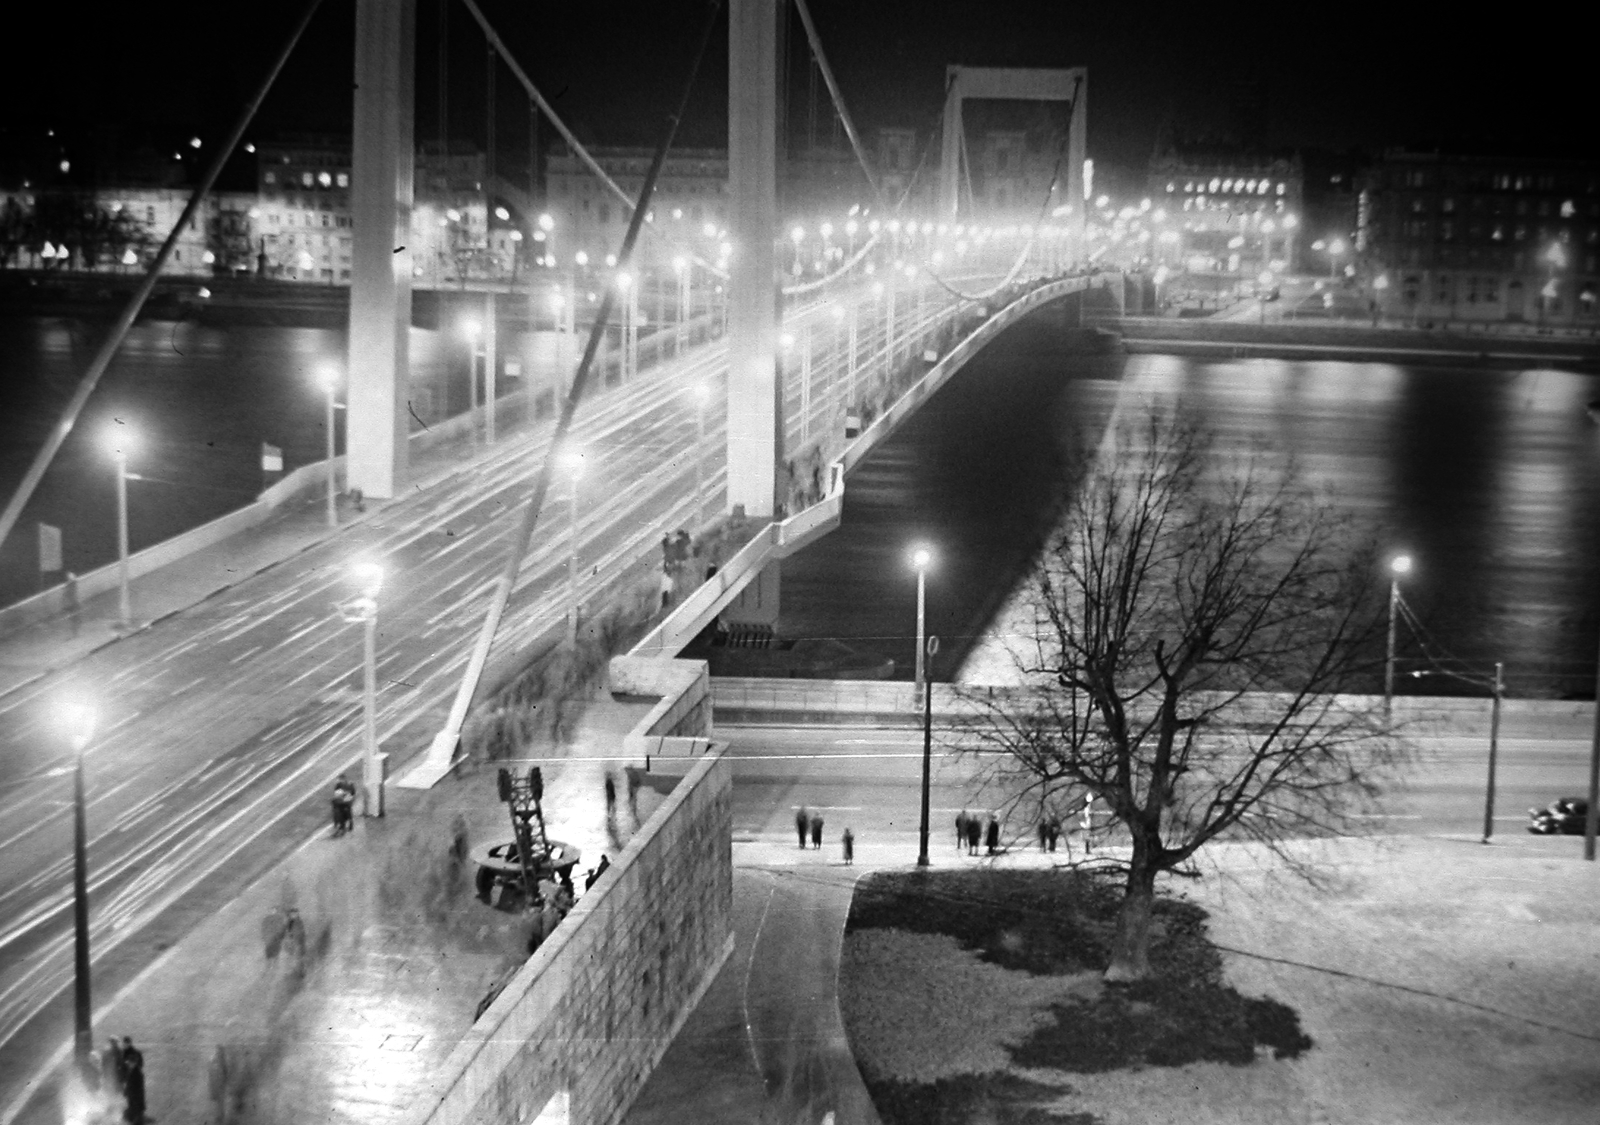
[844,869,1312,1123]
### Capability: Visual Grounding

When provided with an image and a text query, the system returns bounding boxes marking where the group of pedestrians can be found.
[794,806,855,864]
[97,1035,147,1122]
[955,810,1001,856]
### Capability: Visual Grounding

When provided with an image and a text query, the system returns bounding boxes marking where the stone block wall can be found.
[405,749,733,1125]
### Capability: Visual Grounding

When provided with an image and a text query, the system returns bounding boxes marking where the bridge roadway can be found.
[0,265,1015,1111]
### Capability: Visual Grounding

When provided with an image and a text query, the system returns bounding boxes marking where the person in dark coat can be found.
[956,810,969,850]
[965,816,981,855]
[795,807,810,848]
[985,816,1000,855]
[100,1037,125,1108]
[1046,818,1061,853]
[809,813,824,850]
[1038,818,1050,851]
[119,1037,145,1123]
[841,827,855,865]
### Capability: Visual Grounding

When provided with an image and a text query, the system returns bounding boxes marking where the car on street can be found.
[1527,797,1590,835]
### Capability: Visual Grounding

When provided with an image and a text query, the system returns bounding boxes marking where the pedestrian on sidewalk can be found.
[100,1036,125,1110]
[965,816,981,855]
[810,812,824,850]
[985,816,1000,855]
[330,774,355,836]
[956,810,969,851]
[604,774,616,817]
[1046,818,1061,853]
[795,806,809,848]
[1037,818,1049,851]
[1081,796,1096,855]
[659,566,674,609]
[119,1037,146,1123]
[281,907,306,961]
[842,827,855,865]
[585,854,611,892]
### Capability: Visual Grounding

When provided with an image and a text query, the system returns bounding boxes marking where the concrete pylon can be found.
[726,0,782,519]
[347,0,416,500]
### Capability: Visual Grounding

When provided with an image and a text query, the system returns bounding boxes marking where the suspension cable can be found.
[792,0,881,207]
[0,0,327,560]
[432,0,724,761]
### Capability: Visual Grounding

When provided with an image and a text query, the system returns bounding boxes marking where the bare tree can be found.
[957,410,1405,981]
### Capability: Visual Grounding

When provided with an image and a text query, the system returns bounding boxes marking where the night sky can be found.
[2,1,1593,181]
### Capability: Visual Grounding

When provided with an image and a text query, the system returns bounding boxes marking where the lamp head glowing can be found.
[316,362,340,393]
[352,561,384,595]
[102,423,134,461]
[1390,554,1412,577]
[59,698,97,751]
[911,546,932,571]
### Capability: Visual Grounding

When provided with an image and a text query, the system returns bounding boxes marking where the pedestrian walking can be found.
[1037,818,1050,851]
[659,566,675,609]
[1081,796,1095,855]
[604,774,617,816]
[965,816,981,855]
[281,907,306,961]
[985,816,1000,855]
[331,774,355,836]
[101,1036,125,1109]
[810,813,824,850]
[1046,818,1061,853]
[795,806,809,848]
[585,854,611,892]
[842,827,855,865]
[956,810,969,851]
[119,1037,146,1123]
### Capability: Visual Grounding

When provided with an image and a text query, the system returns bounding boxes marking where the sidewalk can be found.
[10,690,664,1125]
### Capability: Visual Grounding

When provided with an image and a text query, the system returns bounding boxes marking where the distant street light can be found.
[61,698,97,1078]
[1327,237,1347,280]
[316,363,342,527]
[345,562,386,817]
[104,425,135,628]
[911,545,934,867]
[1385,554,1413,713]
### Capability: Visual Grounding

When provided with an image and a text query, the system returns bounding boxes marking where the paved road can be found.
[0,269,1004,1115]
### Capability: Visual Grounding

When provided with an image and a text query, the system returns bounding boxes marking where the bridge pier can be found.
[726,0,783,520]
[346,0,416,499]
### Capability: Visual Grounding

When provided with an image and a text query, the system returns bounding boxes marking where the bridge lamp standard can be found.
[102,424,137,629]
[1385,554,1413,714]
[561,449,585,642]
[315,362,343,527]
[1326,237,1347,280]
[344,562,386,817]
[910,545,937,867]
[59,698,97,1079]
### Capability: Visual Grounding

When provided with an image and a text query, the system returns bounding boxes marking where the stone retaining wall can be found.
[405,749,733,1125]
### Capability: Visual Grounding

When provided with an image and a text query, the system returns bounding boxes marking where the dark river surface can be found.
[779,309,1600,699]
[3,307,1600,698]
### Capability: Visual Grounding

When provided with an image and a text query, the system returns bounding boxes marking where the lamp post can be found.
[62,699,97,1076]
[1385,554,1412,714]
[104,426,134,629]
[911,545,933,866]
[693,382,711,523]
[1483,661,1503,844]
[461,316,482,437]
[1257,270,1274,325]
[317,363,341,528]
[673,255,690,354]
[346,562,386,817]
[562,449,584,642]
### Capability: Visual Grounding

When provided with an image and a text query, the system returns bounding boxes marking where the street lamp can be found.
[1257,270,1274,325]
[561,449,584,642]
[460,317,483,434]
[1385,554,1412,713]
[911,545,934,867]
[60,698,97,1077]
[693,382,711,523]
[1327,237,1347,280]
[316,363,342,527]
[342,562,386,818]
[103,425,135,628]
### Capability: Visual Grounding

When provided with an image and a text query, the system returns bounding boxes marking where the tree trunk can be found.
[1104,852,1157,982]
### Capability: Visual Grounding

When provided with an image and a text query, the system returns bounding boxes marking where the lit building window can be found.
[1210,178,1220,193]
[318,171,332,187]
[264,171,276,184]
[301,172,313,187]
[337,173,349,188]
[1166,182,1175,193]
[1276,183,1286,195]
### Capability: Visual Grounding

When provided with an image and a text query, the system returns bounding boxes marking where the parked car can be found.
[1527,797,1590,835]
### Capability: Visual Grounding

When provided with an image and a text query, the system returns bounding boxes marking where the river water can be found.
[5,309,1600,697]
[778,311,1600,699]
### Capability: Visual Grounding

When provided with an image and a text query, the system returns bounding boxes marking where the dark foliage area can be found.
[848,869,1313,1121]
